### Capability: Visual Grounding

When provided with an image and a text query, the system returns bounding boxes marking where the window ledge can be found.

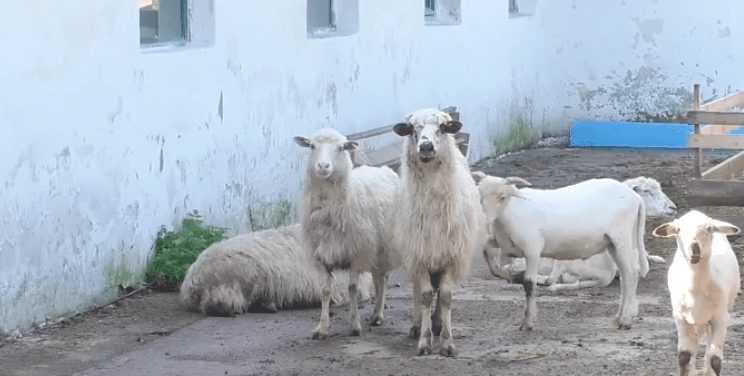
[307,27,352,39]
[140,40,213,54]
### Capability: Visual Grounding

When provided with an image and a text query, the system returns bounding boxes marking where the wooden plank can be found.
[687,179,744,207]
[347,107,459,141]
[700,91,744,112]
[364,142,403,167]
[702,150,744,180]
[701,124,743,135]
[687,134,744,149]
[685,111,744,126]
[693,84,702,178]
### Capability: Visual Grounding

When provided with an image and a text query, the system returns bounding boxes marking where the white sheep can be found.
[179,224,373,315]
[539,176,674,291]
[652,210,740,376]
[391,108,487,356]
[294,128,399,340]
[481,176,674,292]
[475,173,648,330]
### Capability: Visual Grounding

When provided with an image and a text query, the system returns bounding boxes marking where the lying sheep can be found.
[653,210,741,376]
[481,176,673,291]
[294,128,398,340]
[391,108,487,356]
[179,224,373,316]
[476,173,648,330]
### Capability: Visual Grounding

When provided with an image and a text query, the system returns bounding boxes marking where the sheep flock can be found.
[178,108,741,373]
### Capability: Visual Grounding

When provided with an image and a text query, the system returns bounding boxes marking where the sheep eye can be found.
[309,144,316,150]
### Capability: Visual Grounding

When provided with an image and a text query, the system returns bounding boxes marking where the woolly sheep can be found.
[488,176,674,292]
[475,173,648,330]
[653,210,741,376]
[391,108,487,356]
[179,224,373,316]
[294,128,399,340]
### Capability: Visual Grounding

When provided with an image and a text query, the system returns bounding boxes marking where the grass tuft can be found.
[145,216,226,291]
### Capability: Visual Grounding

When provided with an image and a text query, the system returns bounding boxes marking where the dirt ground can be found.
[2,147,744,376]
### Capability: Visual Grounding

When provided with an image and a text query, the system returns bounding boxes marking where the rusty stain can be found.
[218,91,223,123]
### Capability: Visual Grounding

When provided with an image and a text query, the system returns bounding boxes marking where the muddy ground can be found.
[2,147,744,376]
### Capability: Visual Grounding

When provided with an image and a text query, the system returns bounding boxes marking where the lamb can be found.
[179,224,373,315]
[481,176,674,292]
[652,210,740,376]
[390,108,487,356]
[475,173,648,330]
[294,128,398,340]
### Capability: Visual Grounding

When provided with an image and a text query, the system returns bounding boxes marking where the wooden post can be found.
[693,84,702,178]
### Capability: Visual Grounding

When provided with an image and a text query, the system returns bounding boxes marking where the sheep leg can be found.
[704,314,728,376]
[311,271,333,340]
[519,255,540,331]
[348,269,362,336]
[674,317,697,376]
[547,279,604,292]
[408,277,422,338]
[416,272,434,356]
[608,240,639,330]
[438,272,457,357]
[370,271,388,326]
[482,246,513,280]
[431,290,443,337]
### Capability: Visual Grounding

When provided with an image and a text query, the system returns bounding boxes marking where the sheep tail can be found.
[636,200,650,278]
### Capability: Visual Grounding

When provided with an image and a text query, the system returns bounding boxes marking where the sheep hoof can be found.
[369,316,384,327]
[409,326,421,339]
[311,330,328,340]
[350,328,361,337]
[439,344,457,357]
[613,315,633,330]
[416,344,432,356]
[519,322,533,331]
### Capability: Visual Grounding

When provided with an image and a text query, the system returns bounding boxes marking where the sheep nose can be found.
[419,142,434,152]
[317,162,330,169]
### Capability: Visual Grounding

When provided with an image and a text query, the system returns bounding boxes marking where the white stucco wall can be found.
[0,0,741,332]
[532,0,743,122]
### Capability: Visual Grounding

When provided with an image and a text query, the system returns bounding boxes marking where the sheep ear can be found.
[505,177,532,187]
[440,120,462,134]
[393,123,413,136]
[708,221,741,236]
[652,223,678,237]
[342,141,358,151]
[294,136,312,148]
[471,171,488,184]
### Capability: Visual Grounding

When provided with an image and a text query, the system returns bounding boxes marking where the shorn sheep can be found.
[653,210,741,376]
[180,224,373,315]
[391,108,486,356]
[491,176,675,292]
[475,173,649,330]
[294,128,398,339]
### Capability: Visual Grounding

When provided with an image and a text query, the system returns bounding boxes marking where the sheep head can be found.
[625,176,677,219]
[473,172,529,222]
[652,210,740,265]
[294,128,358,180]
[392,108,462,163]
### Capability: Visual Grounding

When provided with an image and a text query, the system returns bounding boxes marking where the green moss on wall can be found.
[490,115,541,155]
[246,199,295,231]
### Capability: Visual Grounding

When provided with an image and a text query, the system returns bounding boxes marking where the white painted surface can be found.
[0,0,741,332]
